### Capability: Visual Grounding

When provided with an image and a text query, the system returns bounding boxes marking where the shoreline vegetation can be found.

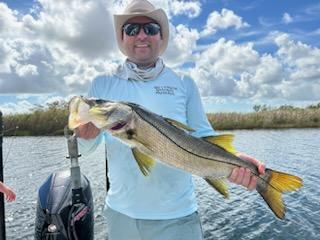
[2,102,320,136]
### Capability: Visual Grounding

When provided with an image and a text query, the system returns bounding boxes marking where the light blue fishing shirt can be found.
[79,66,214,220]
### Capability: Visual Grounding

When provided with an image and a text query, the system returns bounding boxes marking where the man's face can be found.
[122,16,163,67]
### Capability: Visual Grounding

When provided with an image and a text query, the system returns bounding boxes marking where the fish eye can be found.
[95,99,106,104]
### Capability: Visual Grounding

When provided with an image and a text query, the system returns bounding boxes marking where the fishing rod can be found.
[0,111,6,240]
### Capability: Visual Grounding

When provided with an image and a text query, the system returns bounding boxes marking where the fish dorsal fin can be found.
[203,134,237,155]
[132,148,156,176]
[165,118,194,132]
[204,177,229,198]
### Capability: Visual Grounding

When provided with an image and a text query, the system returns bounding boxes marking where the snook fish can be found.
[68,96,303,220]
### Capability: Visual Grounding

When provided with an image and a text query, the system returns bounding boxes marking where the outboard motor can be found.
[35,130,94,239]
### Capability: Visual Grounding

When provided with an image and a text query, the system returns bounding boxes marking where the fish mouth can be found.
[110,121,127,131]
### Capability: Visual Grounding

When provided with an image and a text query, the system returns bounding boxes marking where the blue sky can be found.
[0,0,319,114]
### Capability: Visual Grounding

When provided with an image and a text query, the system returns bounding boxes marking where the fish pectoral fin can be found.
[132,148,156,176]
[203,134,237,155]
[164,118,194,132]
[205,177,229,199]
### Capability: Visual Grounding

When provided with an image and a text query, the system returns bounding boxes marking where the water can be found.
[2,129,320,239]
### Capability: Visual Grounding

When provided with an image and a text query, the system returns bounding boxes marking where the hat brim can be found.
[114,8,169,56]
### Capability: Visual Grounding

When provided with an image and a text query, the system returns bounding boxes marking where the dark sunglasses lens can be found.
[123,23,161,36]
[143,23,161,35]
[123,24,140,36]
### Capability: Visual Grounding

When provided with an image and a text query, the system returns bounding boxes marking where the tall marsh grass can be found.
[2,102,320,135]
[208,108,320,130]
[3,102,68,136]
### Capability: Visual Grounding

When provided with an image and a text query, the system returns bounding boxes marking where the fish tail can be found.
[256,169,303,219]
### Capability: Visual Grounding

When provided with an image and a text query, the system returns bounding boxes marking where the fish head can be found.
[88,100,134,132]
[69,96,134,132]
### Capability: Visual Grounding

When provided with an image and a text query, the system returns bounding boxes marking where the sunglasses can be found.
[123,23,161,36]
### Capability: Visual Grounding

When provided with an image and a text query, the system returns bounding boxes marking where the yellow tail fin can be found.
[257,169,303,219]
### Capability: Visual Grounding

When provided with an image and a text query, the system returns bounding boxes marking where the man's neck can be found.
[128,59,157,69]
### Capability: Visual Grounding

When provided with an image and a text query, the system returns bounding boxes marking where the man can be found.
[76,0,265,239]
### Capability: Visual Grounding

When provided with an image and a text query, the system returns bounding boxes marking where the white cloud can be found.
[0,0,122,96]
[0,94,73,115]
[190,38,259,96]
[275,33,320,69]
[251,54,283,84]
[0,100,36,115]
[189,33,320,101]
[163,24,200,67]
[282,12,293,24]
[15,64,39,77]
[170,0,201,18]
[240,54,282,96]
[0,3,23,37]
[308,28,320,36]
[258,17,273,27]
[195,38,259,76]
[24,0,118,59]
[44,95,68,105]
[280,80,320,101]
[233,54,284,99]
[274,33,320,100]
[201,8,249,37]
[0,40,14,73]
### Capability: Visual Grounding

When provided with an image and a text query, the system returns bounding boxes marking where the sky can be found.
[0,0,319,114]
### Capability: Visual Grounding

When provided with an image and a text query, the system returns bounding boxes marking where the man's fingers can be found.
[229,167,258,190]
[237,152,266,175]
[258,164,266,175]
[228,168,238,182]
[242,168,251,187]
[248,156,265,174]
[75,122,100,139]
[234,167,245,184]
[247,176,257,191]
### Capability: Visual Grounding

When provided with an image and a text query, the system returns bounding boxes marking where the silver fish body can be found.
[68,96,303,220]
[128,102,253,178]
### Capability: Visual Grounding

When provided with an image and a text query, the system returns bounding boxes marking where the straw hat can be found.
[114,0,169,55]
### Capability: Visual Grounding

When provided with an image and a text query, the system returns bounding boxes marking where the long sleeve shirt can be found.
[79,66,214,219]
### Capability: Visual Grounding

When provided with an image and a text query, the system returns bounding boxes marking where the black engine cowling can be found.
[34,170,94,240]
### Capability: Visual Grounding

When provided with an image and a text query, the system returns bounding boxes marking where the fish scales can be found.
[131,104,254,178]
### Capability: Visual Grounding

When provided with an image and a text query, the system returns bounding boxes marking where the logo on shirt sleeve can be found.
[154,86,177,95]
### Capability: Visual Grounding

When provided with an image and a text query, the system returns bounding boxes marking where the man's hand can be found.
[228,152,266,191]
[75,122,101,140]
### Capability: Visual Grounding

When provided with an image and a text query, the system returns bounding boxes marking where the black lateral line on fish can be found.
[133,107,246,169]
[131,105,285,193]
